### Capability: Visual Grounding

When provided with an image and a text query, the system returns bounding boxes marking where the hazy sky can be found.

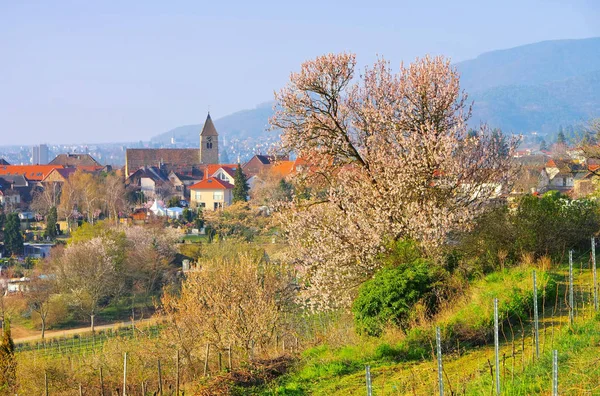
[1,0,600,145]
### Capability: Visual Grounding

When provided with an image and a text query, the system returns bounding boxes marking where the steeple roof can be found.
[200,113,219,137]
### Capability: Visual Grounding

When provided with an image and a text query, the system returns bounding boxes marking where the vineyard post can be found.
[204,344,210,377]
[593,237,598,311]
[100,366,105,396]
[533,270,540,359]
[228,344,232,371]
[569,250,574,325]
[365,365,373,396]
[123,352,128,396]
[552,350,558,396]
[157,359,163,396]
[436,327,444,396]
[494,298,500,395]
[176,350,180,395]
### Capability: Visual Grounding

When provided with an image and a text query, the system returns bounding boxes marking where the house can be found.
[242,154,289,178]
[538,159,583,193]
[126,166,175,200]
[247,159,302,191]
[0,165,64,183]
[189,177,234,211]
[41,166,104,184]
[4,277,31,293]
[0,177,21,207]
[23,243,53,258]
[211,165,238,185]
[49,153,102,167]
[167,171,203,199]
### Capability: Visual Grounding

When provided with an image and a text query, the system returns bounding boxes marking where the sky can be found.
[1,0,600,146]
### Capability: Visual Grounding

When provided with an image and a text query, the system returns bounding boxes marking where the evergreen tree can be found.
[182,208,193,223]
[167,196,180,208]
[539,139,548,151]
[277,179,294,202]
[4,213,23,256]
[0,318,16,391]
[232,164,250,203]
[556,131,566,145]
[44,206,58,239]
[194,208,205,230]
[0,208,5,244]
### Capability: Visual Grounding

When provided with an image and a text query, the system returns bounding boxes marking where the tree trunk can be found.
[41,317,46,339]
[91,314,95,333]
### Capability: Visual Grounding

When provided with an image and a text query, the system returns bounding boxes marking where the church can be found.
[125,113,220,176]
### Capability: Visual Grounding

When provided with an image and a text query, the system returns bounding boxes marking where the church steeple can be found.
[200,113,219,137]
[200,113,219,164]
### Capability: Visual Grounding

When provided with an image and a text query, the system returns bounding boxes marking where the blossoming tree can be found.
[271,53,517,309]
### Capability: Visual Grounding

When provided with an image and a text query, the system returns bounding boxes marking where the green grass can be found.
[255,263,593,395]
[182,234,207,242]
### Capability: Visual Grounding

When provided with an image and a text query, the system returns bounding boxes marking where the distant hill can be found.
[457,37,600,134]
[457,37,600,93]
[152,37,600,143]
[151,102,275,145]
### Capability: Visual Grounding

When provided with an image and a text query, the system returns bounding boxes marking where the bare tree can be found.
[102,173,128,221]
[23,270,56,339]
[161,250,295,373]
[53,237,118,332]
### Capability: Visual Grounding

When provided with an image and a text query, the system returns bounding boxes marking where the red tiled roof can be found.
[212,166,238,178]
[0,165,64,181]
[201,163,238,177]
[271,161,295,177]
[189,177,234,190]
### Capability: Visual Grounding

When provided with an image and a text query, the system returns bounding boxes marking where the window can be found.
[206,142,213,149]
[213,191,224,201]
[195,192,201,201]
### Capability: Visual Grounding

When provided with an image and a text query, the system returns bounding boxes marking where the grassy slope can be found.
[258,260,600,395]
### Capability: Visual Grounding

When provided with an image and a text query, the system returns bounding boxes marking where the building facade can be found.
[125,113,219,176]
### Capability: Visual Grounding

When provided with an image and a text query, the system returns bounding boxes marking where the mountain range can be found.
[152,37,600,144]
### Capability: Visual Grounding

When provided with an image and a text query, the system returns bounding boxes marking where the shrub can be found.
[352,248,435,336]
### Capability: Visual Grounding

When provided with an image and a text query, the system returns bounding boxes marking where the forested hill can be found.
[152,37,600,144]
[458,37,600,135]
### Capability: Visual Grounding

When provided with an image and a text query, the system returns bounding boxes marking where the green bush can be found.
[457,192,600,273]
[352,245,434,336]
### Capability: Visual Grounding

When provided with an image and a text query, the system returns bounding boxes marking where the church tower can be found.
[200,113,219,164]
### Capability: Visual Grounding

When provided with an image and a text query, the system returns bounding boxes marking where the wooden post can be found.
[99,367,105,396]
[228,344,232,371]
[123,352,128,396]
[204,344,210,377]
[219,351,222,372]
[79,383,83,396]
[157,359,163,396]
[176,350,180,395]
[45,371,49,396]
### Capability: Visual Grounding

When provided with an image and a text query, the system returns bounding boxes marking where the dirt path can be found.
[14,317,158,343]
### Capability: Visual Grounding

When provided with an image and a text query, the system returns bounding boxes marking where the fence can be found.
[364,244,599,395]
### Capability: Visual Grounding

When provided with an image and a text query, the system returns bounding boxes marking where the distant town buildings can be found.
[125,113,220,176]
[31,144,49,165]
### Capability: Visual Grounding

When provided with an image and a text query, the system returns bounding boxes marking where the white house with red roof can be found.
[211,165,238,185]
[189,177,234,211]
